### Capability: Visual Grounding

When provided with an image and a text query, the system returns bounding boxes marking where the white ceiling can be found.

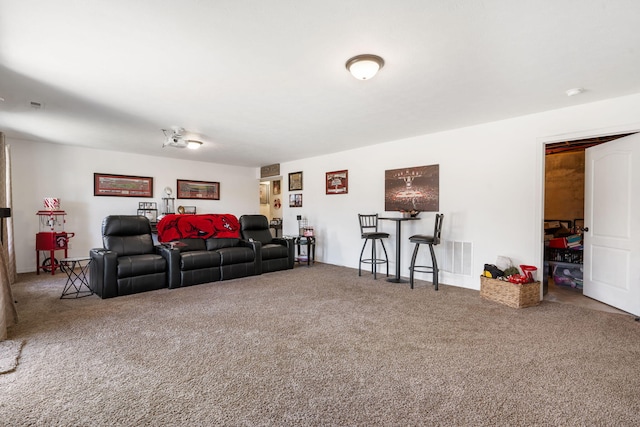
[1,0,639,167]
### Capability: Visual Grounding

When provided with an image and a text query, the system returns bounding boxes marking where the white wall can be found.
[9,92,640,288]
[11,140,259,273]
[276,93,640,289]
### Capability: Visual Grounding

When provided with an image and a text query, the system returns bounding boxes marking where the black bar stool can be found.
[358,214,389,279]
[408,214,444,289]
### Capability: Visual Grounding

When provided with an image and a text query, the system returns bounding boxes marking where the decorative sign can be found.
[260,163,280,178]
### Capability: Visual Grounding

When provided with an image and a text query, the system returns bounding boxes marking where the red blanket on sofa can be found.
[156,214,240,242]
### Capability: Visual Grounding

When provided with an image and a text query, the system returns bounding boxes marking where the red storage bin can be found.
[548,237,567,249]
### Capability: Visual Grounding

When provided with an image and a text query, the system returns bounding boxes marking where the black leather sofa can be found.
[90,215,169,298]
[239,214,294,273]
[159,237,259,288]
[90,214,289,299]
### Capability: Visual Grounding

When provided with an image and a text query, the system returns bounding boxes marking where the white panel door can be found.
[583,133,640,316]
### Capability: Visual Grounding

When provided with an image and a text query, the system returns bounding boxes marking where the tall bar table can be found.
[379,216,420,283]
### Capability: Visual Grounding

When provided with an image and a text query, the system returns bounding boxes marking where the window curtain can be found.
[0,132,18,341]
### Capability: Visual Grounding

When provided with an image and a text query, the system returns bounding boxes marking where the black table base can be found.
[379,216,421,283]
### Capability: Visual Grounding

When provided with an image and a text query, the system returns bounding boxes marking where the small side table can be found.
[295,236,316,266]
[60,257,93,299]
[270,224,282,238]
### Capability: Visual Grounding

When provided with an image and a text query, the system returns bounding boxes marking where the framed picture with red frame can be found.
[94,173,153,197]
[326,170,348,194]
[177,179,220,200]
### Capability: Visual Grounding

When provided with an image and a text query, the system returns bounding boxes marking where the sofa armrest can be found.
[240,239,262,275]
[156,245,181,289]
[89,248,118,299]
[272,237,295,269]
[272,237,290,247]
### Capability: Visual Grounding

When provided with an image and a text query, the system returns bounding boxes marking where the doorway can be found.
[543,133,634,313]
[259,177,283,237]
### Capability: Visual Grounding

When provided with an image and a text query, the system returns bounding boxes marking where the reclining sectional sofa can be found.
[89,214,294,299]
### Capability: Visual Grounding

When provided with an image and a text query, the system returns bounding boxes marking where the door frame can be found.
[537,123,640,301]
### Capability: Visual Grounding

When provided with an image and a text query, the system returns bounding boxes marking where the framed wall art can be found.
[326,170,348,194]
[289,193,303,207]
[384,164,439,212]
[260,183,269,204]
[176,179,220,200]
[273,180,281,195]
[137,209,158,222]
[288,171,303,191]
[94,173,153,197]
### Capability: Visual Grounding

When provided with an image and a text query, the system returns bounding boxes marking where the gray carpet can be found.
[1,264,639,426]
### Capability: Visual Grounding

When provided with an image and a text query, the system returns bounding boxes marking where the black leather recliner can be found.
[239,214,294,274]
[90,215,169,298]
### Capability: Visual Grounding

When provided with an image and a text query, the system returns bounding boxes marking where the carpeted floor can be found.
[1,264,639,426]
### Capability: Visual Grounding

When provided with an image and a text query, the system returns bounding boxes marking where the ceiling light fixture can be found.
[162,127,203,149]
[345,54,385,80]
[186,140,203,149]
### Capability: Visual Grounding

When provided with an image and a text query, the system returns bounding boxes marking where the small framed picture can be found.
[289,171,303,191]
[326,170,348,194]
[273,180,281,195]
[289,193,303,207]
[137,209,158,222]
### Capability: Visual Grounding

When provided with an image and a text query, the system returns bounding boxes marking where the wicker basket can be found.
[480,276,540,308]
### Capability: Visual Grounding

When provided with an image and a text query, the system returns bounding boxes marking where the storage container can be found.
[551,261,583,289]
[480,276,540,308]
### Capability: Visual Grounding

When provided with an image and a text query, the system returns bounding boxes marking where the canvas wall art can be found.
[384,164,439,212]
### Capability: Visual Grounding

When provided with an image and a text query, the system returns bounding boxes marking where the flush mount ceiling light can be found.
[162,127,203,149]
[345,54,385,80]
[186,140,203,149]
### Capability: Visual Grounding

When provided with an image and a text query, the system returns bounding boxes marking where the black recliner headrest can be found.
[102,215,151,236]
[240,214,269,231]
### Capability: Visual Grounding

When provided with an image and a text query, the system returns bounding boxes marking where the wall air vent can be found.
[442,240,473,276]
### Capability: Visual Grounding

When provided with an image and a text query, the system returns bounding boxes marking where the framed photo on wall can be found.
[260,183,269,204]
[289,171,303,191]
[94,173,153,197]
[289,193,302,207]
[177,179,220,200]
[326,170,348,194]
